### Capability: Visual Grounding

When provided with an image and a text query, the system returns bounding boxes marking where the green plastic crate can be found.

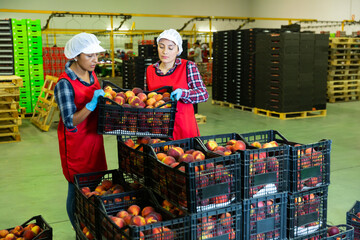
[29,57,43,64]
[14,57,29,65]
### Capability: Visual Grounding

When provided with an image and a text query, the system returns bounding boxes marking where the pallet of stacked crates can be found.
[0,75,23,143]
[197,132,288,239]
[240,129,331,239]
[26,19,44,113]
[11,19,32,114]
[0,19,14,76]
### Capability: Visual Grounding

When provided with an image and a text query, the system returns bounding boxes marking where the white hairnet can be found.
[64,32,105,59]
[157,29,183,56]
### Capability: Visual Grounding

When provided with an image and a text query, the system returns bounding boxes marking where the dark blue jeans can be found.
[67,182,76,228]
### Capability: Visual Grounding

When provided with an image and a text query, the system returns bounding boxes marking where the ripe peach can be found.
[262,143,273,149]
[154,94,163,102]
[124,138,135,148]
[85,231,94,240]
[141,206,155,217]
[146,97,156,106]
[147,92,157,99]
[269,141,279,147]
[227,139,237,146]
[154,100,165,108]
[214,150,225,155]
[232,140,246,151]
[116,210,129,219]
[220,212,232,227]
[162,156,176,166]
[205,140,218,151]
[169,162,180,168]
[132,87,143,95]
[131,215,146,226]
[0,229,9,238]
[224,150,232,156]
[110,90,117,99]
[95,185,105,193]
[127,205,141,216]
[123,214,133,225]
[12,225,24,237]
[5,233,16,240]
[81,187,91,195]
[114,96,125,105]
[104,85,113,92]
[137,92,147,102]
[163,96,171,102]
[104,91,113,100]
[125,90,135,99]
[129,96,142,107]
[156,153,167,161]
[116,91,126,98]
[163,92,170,98]
[251,141,262,148]
[179,154,194,163]
[145,214,158,224]
[192,151,205,161]
[112,216,126,228]
[167,148,181,160]
[101,180,112,190]
[214,146,226,152]
[23,229,35,240]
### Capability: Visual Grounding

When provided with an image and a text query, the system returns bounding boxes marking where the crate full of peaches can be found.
[97,80,177,138]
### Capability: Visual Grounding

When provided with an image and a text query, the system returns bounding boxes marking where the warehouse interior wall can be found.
[1,0,360,50]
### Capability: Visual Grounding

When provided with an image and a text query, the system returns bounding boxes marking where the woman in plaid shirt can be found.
[146,29,209,140]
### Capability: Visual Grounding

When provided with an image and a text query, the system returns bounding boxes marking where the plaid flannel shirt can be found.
[54,60,95,132]
[152,58,209,104]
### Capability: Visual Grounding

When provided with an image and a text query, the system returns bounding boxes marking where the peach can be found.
[167,147,184,160]
[130,215,146,226]
[214,146,226,152]
[4,233,16,240]
[104,86,113,92]
[205,140,218,151]
[185,149,195,154]
[125,90,135,99]
[262,143,273,149]
[81,187,91,195]
[0,230,9,238]
[193,150,206,161]
[178,154,194,163]
[163,92,170,98]
[146,97,156,106]
[162,156,176,166]
[124,138,135,148]
[163,96,171,102]
[154,100,165,108]
[156,153,167,161]
[214,150,225,155]
[154,94,163,102]
[232,140,246,151]
[141,206,155,217]
[116,91,126,99]
[137,92,147,102]
[137,136,151,144]
[95,185,105,193]
[127,205,141,216]
[162,200,174,209]
[227,139,237,146]
[129,96,142,107]
[23,229,35,240]
[224,150,232,156]
[132,87,143,95]
[12,225,23,237]
[169,162,180,168]
[123,214,133,225]
[269,141,279,147]
[101,180,112,190]
[116,210,129,219]
[145,214,158,224]
[104,91,113,100]
[220,212,232,227]
[114,96,125,105]
[110,90,117,99]
[251,141,262,148]
[112,217,126,228]
[147,92,157,99]
[111,184,124,192]
[85,231,94,240]
[148,212,162,222]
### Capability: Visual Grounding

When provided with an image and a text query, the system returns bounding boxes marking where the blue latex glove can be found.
[170,88,183,101]
[86,89,105,111]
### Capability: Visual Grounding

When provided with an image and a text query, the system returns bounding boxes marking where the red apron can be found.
[57,71,107,183]
[146,59,199,140]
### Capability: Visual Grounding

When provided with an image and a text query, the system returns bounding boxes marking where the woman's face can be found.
[158,39,179,64]
[75,53,99,72]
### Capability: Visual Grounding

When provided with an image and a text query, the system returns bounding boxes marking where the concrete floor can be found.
[0,87,359,239]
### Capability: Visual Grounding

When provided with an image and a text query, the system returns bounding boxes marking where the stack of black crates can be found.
[255,32,329,112]
[0,19,14,76]
[122,57,156,89]
[212,28,329,112]
[240,130,332,239]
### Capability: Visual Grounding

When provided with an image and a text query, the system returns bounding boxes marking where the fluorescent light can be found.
[198,28,217,32]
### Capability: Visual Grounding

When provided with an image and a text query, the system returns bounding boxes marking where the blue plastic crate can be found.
[287,186,328,239]
[347,201,360,240]
[243,192,287,240]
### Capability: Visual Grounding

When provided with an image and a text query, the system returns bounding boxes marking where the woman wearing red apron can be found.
[146,29,209,140]
[54,33,107,229]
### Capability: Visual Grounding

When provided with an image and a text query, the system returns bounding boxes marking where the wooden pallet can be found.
[327,79,360,91]
[0,75,23,87]
[327,75,360,81]
[327,90,360,103]
[30,75,59,131]
[328,69,360,76]
[328,53,360,59]
[195,114,207,124]
[329,37,360,44]
[329,59,360,65]
[253,108,327,120]
[212,100,254,112]
[0,131,21,144]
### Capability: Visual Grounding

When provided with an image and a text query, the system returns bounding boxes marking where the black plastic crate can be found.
[243,192,287,240]
[190,204,242,239]
[240,130,331,193]
[289,228,327,240]
[3,215,53,240]
[287,186,328,239]
[97,80,177,138]
[196,133,289,199]
[74,213,96,240]
[326,224,354,240]
[98,188,191,239]
[347,201,360,240]
[74,169,134,238]
[144,137,241,213]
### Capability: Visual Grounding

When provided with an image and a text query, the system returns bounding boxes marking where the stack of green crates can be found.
[11,19,32,113]
[27,19,44,112]
[11,19,44,114]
